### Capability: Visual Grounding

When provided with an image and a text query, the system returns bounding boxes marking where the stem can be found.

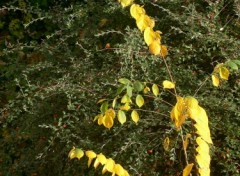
[194,76,209,97]
[162,57,178,97]
[180,126,189,165]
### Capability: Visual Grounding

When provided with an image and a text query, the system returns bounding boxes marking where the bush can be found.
[0,0,239,175]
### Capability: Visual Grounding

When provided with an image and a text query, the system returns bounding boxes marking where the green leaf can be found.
[233,59,240,65]
[121,94,131,103]
[127,85,133,97]
[152,84,159,96]
[118,110,126,125]
[100,101,108,114]
[116,84,126,95]
[118,78,131,85]
[112,97,117,108]
[136,94,144,107]
[68,147,84,160]
[226,61,238,70]
[133,81,144,92]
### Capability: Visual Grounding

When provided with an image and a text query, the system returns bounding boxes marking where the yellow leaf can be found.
[103,115,114,129]
[144,27,161,46]
[160,45,168,58]
[131,110,139,124]
[85,150,97,167]
[213,63,224,73]
[97,114,104,125]
[93,158,100,169]
[152,84,159,96]
[112,97,117,108]
[118,0,133,8]
[97,98,106,104]
[121,94,132,103]
[120,103,131,111]
[183,133,191,151]
[219,67,229,80]
[105,108,116,119]
[118,110,126,125]
[102,158,115,173]
[136,94,144,107]
[196,153,210,169]
[136,14,155,32]
[211,75,220,87]
[149,40,161,55]
[163,80,175,89]
[68,147,84,160]
[114,164,125,176]
[163,137,170,151]
[143,86,150,94]
[198,168,210,176]
[170,96,187,129]
[196,137,209,155]
[183,163,194,176]
[97,153,107,165]
[130,4,145,20]
[194,123,212,144]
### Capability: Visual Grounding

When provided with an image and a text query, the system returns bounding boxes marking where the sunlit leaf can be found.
[130,4,146,20]
[163,137,170,151]
[136,94,144,107]
[143,86,150,94]
[68,147,84,160]
[120,103,131,111]
[97,114,104,125]
[211,74,220,87]
[114,164,125,176]
[199,168,210,176]
[149,40,161,55]
[118,78,131,84]
[112,97,117,108]
[144,27,161,46]
[136,14,155,32]
[118,110,126,125]
[131,110,139,124]
[103,115,114,129]
[219,67,229,80]
[105,108,116,119]
[121,94,132,103]
[160,45,168,58]
[183,163,194,176]
[183,133,191,151]
[97,153,107,165]
[163,80,175,89]
[102,158,115,174]
[152,84,159,96]
[118,0,133,8]
[85,150,97,167]
[97,99,106,104]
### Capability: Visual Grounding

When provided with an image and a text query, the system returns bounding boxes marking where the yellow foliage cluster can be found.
[171,96,212,175]
[69,148,129,176]
[128,3,168,57]
[211,63,230,87]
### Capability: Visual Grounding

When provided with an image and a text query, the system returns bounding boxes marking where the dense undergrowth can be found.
[0,0,239,175]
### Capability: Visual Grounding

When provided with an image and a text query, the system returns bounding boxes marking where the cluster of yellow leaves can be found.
[97,108,116,129]
[170,96,212,176]
[69,148,129,176]
[129,4,168,57]
[211,63,230,87]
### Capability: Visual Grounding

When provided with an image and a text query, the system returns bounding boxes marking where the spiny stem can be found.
[162,57,178,97]
[194,76,209,97]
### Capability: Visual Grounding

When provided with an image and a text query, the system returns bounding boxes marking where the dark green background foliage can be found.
[0,0,239,175]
